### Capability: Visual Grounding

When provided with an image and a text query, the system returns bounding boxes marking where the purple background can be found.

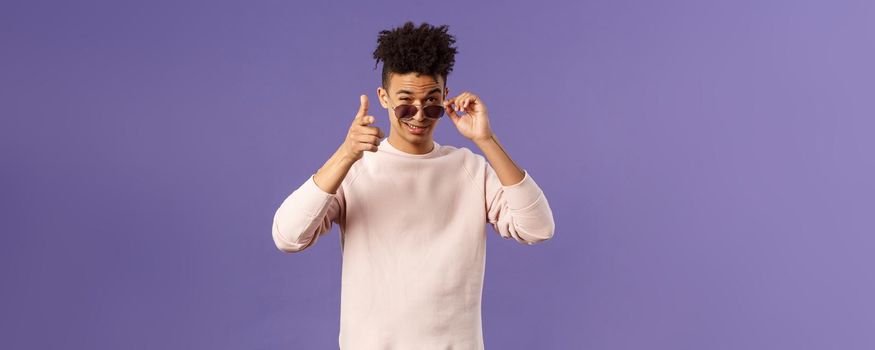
[2,0,874,349]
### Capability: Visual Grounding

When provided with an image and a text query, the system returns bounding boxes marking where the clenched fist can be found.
[341,94,385,161]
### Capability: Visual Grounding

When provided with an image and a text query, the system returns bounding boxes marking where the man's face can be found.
[378,72,448,147]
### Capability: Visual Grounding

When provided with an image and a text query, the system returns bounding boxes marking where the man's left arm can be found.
[474,134,524,185]
[445,92,556,244]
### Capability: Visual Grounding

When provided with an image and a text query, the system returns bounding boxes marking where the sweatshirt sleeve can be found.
[485,164,555,245]
[271,174,345,253]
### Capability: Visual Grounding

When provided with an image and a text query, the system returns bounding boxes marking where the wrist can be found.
[335,146,359,164]
[472,133,496,147]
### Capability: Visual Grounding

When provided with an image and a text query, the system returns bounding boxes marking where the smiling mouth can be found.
[402,121,430,130]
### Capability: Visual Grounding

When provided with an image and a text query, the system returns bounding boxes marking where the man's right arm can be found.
[271,173,345,253]
[271,94,383,253]
[311,147,358,195]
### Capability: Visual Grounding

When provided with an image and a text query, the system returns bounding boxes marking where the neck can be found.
[387,133,434,155]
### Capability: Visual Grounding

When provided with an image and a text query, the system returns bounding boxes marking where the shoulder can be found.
[439,144,488,186]
[439,143,482,160]
[339,157,368,189]
[438,144,486,165]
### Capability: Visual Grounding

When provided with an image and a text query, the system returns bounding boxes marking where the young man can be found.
[272,21,555,349]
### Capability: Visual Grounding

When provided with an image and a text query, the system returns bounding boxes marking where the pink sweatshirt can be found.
[272,137,555,349]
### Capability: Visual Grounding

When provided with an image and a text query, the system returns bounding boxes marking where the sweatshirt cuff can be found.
[501,170,544,210]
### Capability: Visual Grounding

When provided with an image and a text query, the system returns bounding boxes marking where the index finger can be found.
[355,94,369,121]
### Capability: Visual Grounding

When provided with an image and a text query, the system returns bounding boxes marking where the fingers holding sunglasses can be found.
[444,100,462,124]
[443,97,457,113]
[454,92,480,113]
[446,95,471,115]
[452,93,467,112]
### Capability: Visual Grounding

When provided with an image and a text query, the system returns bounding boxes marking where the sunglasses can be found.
[387,99,445,120]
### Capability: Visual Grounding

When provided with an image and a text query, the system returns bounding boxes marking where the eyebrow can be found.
[396,88,442,96]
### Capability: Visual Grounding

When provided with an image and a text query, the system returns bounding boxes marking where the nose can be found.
[411,106,427,121]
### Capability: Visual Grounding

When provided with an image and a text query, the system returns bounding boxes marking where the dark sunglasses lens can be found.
[394,105,417,119]
[423,105,445,119]
[395,104,445,119]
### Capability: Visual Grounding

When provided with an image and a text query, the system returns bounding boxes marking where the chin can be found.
[405,134,432,143]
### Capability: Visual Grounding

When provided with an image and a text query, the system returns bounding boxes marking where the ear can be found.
[377,87,388,109]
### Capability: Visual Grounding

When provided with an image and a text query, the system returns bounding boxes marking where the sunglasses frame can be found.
[386,98,446,120]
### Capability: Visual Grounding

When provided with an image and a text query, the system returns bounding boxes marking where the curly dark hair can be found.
[372,21,458,89]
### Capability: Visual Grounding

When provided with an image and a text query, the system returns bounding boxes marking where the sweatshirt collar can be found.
[379,137,441,159]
